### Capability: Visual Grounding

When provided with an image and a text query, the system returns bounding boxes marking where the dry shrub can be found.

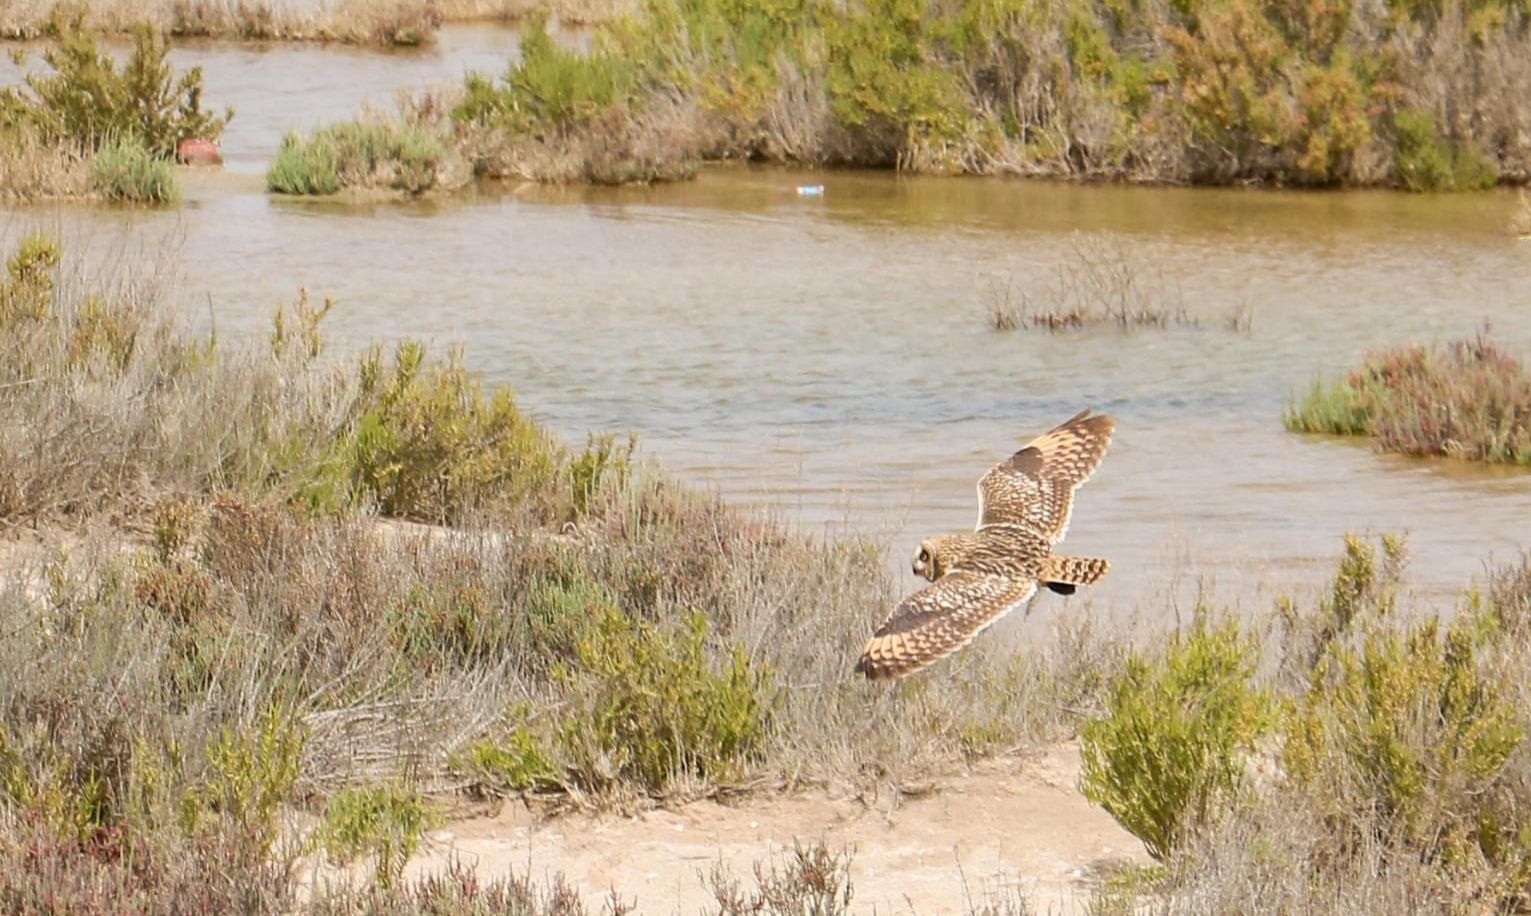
[305,860,628,915]
[1154,790,1491,914]
[0,127,94,202]
[0,245,351,519]
[705,841,854,916]
[0,820,295,915]
[0,239,570,524]
[1513,189,1531,237]
[306,843,852,914]
[1286,332,1531,465]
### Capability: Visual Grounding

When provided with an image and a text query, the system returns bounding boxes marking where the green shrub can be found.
[1,23,230,157]
[458,728,560,794]
[92,138,180,203]
[192,706,306,855]
[1277,533,1407,679]
[1080,615,1273,861]
[1285,334,1531,465]
[1393,108,1497,192]
[825,0,971,165]
[1285,377,1372,438]
[570,432,636,516]
[307,0,1531,188]
[557,610,772,793]
[521,564,612,665]
[343,341,565,523]
[314,784,432,890]
[1283,612,1525,870]
[0,234,60,326]
[500,12,634,131]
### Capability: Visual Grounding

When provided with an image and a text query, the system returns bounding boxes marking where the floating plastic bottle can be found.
[796,185,825,197]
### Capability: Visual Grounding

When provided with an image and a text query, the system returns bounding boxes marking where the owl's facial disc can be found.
[912,542,934,580]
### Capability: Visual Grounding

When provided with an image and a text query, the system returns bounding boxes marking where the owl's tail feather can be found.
[1039,555,1109,596]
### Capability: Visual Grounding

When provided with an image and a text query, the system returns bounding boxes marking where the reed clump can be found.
[982,236,1231,333]
[1286,333,1531,465]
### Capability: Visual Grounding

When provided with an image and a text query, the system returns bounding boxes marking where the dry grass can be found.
[1286,332,1531,465]
[0,0,443,45]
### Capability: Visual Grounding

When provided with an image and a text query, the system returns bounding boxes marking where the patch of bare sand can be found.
[394,742,1146,914]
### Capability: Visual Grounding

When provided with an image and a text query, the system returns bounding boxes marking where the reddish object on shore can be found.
[177,138,223,167]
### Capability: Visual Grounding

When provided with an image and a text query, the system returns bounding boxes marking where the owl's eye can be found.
[918,549,930,563]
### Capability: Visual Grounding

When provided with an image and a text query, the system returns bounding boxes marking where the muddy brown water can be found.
[5,28,1531,623]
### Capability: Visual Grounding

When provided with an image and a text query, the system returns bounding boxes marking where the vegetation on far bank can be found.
[0,0,638,45]
[1287,333,1531,465]
[278,0,1531,192]
[0,23,230,202]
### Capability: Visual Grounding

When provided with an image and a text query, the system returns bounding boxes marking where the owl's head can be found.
[912,536,953,581]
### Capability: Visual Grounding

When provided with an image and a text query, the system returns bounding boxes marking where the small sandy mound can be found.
[395,742,1147,914]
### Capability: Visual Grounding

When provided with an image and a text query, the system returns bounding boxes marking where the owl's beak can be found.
[912,557,926,577]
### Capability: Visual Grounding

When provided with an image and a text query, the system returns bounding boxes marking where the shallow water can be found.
[5,27,1530,617]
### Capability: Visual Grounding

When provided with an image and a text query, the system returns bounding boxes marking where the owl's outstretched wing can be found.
[975,410,1114,543]
[855,570,1037,681]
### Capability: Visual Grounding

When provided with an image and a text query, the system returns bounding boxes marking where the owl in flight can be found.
[855,410,1115,681]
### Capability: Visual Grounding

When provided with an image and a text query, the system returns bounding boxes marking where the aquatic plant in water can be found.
[1287,334,1531,465]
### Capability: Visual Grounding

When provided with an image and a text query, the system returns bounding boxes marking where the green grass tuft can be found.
[266,121,458,196]
[93,139,181,203]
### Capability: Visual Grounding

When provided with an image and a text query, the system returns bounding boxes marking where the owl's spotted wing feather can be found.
[855,571,1038,680]
[975,410,1115,543]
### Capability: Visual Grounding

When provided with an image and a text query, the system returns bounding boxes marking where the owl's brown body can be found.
[856,410,1115,681]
